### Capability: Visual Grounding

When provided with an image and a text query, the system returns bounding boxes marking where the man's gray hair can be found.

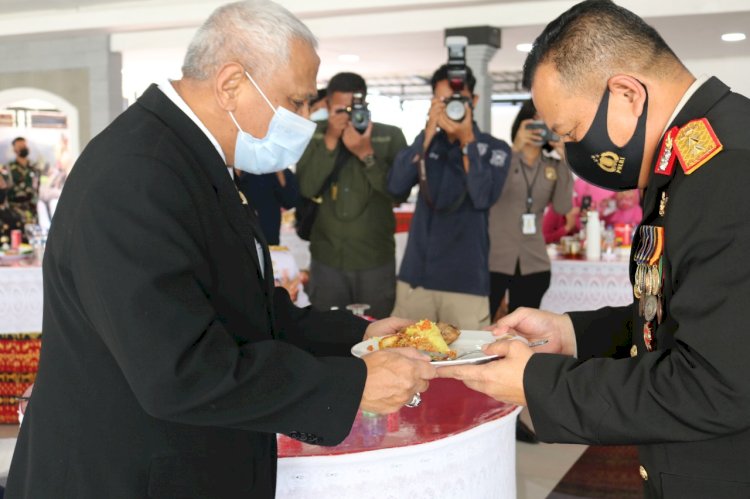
[182,0,317,81]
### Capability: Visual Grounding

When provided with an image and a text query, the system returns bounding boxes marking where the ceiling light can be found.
[721,32,746,42]
[338,54,360,63]
[516,43,533,53]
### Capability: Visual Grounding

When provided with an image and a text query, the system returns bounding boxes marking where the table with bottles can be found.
[540,251,633,314]
[275,378,521,499]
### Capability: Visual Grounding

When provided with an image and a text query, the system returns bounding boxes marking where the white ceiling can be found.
[1,0,750,96]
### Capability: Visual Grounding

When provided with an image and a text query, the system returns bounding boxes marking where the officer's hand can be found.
[437,102,475,146]
[436,339,532,406]
[341,122,374,161]
[363,316,413,340]
[324,107,351,150]
[360,349,436,414]
[513,119,545,152]
[489,307,576,356]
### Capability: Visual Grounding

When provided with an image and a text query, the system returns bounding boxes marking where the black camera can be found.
[445,36,471,122]
[346,92,370,134]
[525,121,560,143]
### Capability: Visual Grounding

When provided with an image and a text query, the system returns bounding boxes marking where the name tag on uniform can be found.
[522,213,537,235]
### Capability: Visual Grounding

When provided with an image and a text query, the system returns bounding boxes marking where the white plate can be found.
[351,330,524,366]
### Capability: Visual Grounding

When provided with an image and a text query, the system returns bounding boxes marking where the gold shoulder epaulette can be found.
[673,118,723,175]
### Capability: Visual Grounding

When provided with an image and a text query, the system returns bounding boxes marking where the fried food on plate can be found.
[378,319,461,358]
[435,322,460,345]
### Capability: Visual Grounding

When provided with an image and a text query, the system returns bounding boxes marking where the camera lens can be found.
[445,99,466,122]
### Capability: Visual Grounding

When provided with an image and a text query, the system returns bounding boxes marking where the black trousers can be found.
[489,261,551,319]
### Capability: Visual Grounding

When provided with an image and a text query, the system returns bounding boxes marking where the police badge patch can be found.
[490,149,508,167]
[477,142,488,156]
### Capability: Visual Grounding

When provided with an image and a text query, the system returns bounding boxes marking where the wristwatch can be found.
[361,153,376,168]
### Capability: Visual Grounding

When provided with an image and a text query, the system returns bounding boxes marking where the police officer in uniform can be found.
[438,1,750,497]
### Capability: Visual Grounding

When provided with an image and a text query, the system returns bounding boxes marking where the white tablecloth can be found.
[540,258,633,314]
[0,266,43,334]
[277,406,521,499]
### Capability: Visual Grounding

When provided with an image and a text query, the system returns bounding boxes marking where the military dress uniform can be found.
[7,159,39,224]
[0,203,24,245]
[524,77,750,498]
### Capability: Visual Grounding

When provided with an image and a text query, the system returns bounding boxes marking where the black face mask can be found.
[564,84,648,191]
[18,147,29,159]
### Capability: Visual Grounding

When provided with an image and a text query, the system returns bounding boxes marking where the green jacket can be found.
[296,121,407,271]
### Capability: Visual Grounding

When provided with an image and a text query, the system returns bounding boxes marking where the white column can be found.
[466,44,497,133]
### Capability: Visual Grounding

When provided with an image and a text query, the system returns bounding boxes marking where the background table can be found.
[276,378,520,499]
[540,256,633,314]
[0,265,43,334]
[0,263,43,423]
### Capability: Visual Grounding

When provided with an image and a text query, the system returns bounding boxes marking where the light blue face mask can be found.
[228,71,316,175]
[309,108,329,122]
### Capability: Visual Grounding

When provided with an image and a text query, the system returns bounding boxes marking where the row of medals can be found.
[633,194,667,351]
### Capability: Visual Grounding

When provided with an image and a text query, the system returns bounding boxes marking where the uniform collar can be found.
[661,75,708,136]
[157,79,229,171]
[642,77,731,217]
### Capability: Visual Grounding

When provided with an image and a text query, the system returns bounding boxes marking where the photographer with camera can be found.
[488,100,573,320]
[387,55,510,330]
[296,72,407,319]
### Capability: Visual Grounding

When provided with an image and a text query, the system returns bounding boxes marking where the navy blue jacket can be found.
[387,126,510,296]
[238,169,299,245]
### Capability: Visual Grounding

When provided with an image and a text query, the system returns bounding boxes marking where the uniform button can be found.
[630,345,638,357]
[639,465,649,481]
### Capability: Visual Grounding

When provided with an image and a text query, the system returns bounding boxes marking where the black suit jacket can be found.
[5,84,369,498]
[524,78,750,498]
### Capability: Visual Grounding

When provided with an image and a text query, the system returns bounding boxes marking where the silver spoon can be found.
[423,338,550,361]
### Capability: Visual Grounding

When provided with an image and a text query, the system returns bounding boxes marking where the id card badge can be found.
[522,213,537,235]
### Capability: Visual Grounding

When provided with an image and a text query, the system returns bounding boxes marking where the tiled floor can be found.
[0,419,585,498]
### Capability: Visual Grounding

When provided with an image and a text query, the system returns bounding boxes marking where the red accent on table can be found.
[394,210,414,233]
[277,378,516,458]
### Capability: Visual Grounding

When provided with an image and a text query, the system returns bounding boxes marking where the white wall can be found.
[0,34,123,147]
[684,56,750,98]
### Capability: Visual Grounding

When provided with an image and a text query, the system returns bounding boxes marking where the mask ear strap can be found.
[244,71,277,114]
[227,111,243,132]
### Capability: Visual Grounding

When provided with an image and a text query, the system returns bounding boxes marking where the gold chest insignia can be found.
[673,118,723,175]
[544,166,557,181]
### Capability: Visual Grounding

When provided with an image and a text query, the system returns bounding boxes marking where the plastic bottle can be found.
[586,210,601,261]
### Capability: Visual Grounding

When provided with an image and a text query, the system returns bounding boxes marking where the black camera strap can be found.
[313,146,350,202]
[418,154,467,214]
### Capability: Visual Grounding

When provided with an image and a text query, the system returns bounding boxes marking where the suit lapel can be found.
[135,84,268,284]
[642,77,731,218]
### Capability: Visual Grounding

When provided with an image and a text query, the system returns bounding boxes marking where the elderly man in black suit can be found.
[5,1,435,497]
[440,1,750,497]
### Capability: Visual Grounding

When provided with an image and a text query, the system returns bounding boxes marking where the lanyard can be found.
[519,159,541,214]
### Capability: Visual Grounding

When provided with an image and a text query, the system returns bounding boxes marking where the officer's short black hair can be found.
[311,88,327,106]
[522,0,683,91]
[326,73,366,97]
[511,100,537,143]
[430,64,476,95]
[12,137,26,146]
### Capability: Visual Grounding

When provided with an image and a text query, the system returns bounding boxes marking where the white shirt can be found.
[156,80,265,277]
